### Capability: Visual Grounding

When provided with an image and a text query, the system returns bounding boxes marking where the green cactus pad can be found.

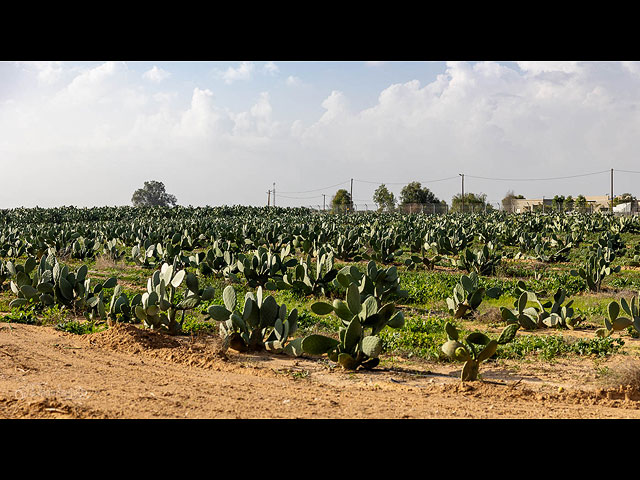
[301,334,340,355]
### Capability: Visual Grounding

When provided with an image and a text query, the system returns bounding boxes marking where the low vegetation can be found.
[2,206,640,385]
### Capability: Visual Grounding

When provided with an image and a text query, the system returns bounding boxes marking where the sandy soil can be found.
[2,322,640,419]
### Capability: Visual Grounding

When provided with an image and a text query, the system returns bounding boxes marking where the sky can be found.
[2,60,640,210]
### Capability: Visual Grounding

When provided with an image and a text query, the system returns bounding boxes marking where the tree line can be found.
[332,182,490,213]
[133,180,633,214]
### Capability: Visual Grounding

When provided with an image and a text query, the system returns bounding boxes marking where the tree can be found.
[501,190,524,212]
[575,194,588,213]
[373,184,396,212]
[399,182,439,205]
[564,195,575,212]
[613,192,636,206]
[331,189,352,213]
[552,195,565,212]
[451,192,488,213]
[132,181,178,207]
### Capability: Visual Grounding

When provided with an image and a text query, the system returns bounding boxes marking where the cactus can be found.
[106,284,142,325]
[301,283,405,370]
[441,321,519,381]
[333,260,408,306]
[595,294,640,338]
[500,291,542,330]
[69,236,101,260]
[430,227,473,257]
[134,259,215,335]
[365,230,403,263]
[130,238,184,268]
[533,240,573,263]
[446,272,501,319]
[0,260,9,291]
[453,242,501,276]
[626,244,640,267]
[205,285,299,354]
[403,236,442,270]
[236,246,298,288]
[189,240,239,280]
[7,254,117,317]
[269,250,338,296]
[570,244,621,292]
[103,238,126,262]
[537,288,584,329]
[331,230,363,261]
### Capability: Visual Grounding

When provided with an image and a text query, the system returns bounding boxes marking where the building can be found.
[613,200,640,214]
[508,195,613,213]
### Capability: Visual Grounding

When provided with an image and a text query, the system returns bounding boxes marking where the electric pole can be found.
[267,189,271,207]
[610,168,614,214]
[350,178,353,213]
[459,173,464,213]
[273,183,276,207]
[322,194,326,211]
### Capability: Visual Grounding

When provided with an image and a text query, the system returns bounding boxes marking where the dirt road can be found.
[1,322,639,419]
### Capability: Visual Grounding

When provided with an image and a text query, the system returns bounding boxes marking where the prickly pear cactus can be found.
[205,285,299,354]
[441,322,519,381]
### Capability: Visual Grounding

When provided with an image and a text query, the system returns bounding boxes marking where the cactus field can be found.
[3,205,640,418]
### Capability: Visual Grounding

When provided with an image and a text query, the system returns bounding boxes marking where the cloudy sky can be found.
[2,60,640,209]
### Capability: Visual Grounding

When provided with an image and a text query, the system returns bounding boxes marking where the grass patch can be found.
[55,319,106,335]
[498,334,625,361]
[379,314,451,360]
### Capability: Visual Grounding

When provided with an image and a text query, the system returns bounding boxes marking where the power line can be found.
[354,176,459,185]
[272,168,626,205]
[465,170,610,182]
[276,180,351,194]
[277,194,324,200]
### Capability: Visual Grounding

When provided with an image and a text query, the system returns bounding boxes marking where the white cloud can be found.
[221,61,255,84]
[292,61,640,205]
[516,61,581,75]
[17,61,65,84]
[229,92,282,138]
[143,65,171,83]
[53,61,127,106]
[174,87,223,138]
[319,90,350,122]
[3,61,640,209]
[263,61,279,75]
[286,75,301,86]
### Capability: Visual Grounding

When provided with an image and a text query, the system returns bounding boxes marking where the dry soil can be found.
[2,322,640,419]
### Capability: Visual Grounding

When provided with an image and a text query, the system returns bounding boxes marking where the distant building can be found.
[508,195,615,213]
[613,200,639,214]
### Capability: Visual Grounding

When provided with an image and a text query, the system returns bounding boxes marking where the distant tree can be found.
[564,195,575,212]
[613,192,636,206]
[575,194,588,213]
[132,180,178,207]
[331,189,352,212]
[552,195,565,212]
[451,192,488,213]
[501,190,524,212]
[373,184,396,212]
[399,181,439,205]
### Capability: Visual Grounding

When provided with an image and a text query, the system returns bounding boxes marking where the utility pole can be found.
[273,183,276,207]
[459,173,464,213]
[610,168,614,214]
[267,189,271,207]
[322,194,326,211]
[350,178,353,213]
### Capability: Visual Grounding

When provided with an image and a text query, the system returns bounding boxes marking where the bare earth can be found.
[2,322,640,419]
